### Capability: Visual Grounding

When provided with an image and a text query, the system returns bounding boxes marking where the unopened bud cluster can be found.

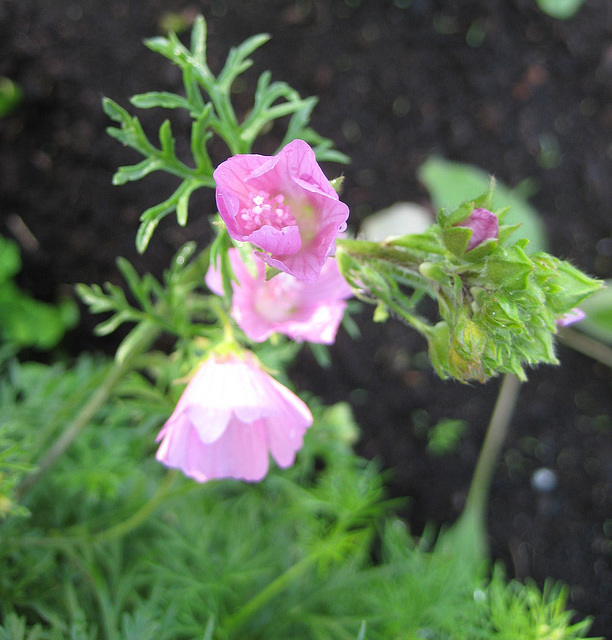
[337,184,601,382]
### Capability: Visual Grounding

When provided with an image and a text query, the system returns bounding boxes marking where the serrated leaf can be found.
[116,257,147,305]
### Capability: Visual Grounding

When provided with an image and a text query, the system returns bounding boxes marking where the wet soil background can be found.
[1,0,612,635]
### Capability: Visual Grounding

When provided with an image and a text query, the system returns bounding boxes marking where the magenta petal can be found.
[456,208,499,251]
[214,140,350,282]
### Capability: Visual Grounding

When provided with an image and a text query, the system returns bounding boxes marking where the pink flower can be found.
[156,353,312,483]
[206,250,353,344]
[455,207,499,251]
[556,307,586,327]
[213,139,350,283]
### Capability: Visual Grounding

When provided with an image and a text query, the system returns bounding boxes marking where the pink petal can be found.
[248,224,302,256]
[193,417,270,482]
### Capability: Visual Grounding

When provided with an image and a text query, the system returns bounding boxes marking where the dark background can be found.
[1,0,612,635]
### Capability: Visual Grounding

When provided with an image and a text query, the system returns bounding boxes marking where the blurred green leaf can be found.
[536,0,586,20]
[0,77,23,118]
[576,279,612,343]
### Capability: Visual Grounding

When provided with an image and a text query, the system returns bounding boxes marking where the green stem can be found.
[557,327,612,369]
[440,374,521,564]
[15,324,159,500]
[337,238,424,266]
[464,374,521,527]
[90,471,180,544]
[224,535,339,634]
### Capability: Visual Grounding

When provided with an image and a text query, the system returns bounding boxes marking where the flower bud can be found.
[455,208,499,251]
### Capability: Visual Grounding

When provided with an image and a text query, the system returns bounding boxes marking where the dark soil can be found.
[2,0,612,635]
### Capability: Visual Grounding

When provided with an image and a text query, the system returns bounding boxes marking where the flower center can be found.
[254,276,300,323]
[239,191,297,234]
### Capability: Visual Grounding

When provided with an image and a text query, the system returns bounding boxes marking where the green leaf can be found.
[113,158,162,185]
[574,279,612,343]
[0,77,23,118]
[217,33,271,91]
[418,157,548,252]
[536,0,586,19]
[130,91,192,111]
[190,14,208,65]
[0,235,22,282]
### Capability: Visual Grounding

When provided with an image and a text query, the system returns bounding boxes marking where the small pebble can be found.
[531,467,558,493]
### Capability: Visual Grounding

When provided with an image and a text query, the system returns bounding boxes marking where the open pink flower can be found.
[156,353,312,483]
[455,207,499,251]
[213,139,349,283]
[206,250,353,344]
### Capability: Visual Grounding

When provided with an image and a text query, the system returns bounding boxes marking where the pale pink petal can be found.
[266,415,308,468]
[192,417,270,482]
[155,417,210,483]
[217,249,352,343]
[205,261,224,295]
[155,354,313,483]
[282,303,347,344]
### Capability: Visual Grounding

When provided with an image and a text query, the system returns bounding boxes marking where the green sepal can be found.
[373,301,389,323]
[496,222,522,246]
[463,237,498,261]
[485,245,533,290]
[442,226,471,256]
[532,253,603,314]
[388,231,445,256]
[419,261,448,284]
[265,266,283,281]
[437,177,495,228]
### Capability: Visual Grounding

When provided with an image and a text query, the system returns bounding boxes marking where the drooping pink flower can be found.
[556,307,586,327]
[455,207,499,251]
[206,250,353,344]
[213,139,350,283]
[156,353,312,483]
